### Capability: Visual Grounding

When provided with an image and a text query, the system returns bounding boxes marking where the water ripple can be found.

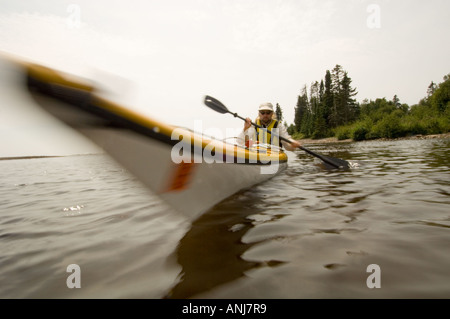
[1,139,450,298]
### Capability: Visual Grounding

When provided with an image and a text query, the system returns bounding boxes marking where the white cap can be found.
[259,103,274,112]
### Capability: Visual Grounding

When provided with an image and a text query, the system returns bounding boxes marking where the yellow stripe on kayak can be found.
[16,56,287,164]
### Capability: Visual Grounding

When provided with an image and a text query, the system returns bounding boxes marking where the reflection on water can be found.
[1,138,449,298]
[165,192,288,299]
[166,138,450,298]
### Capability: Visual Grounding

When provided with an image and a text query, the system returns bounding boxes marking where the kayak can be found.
[1,55,287,220]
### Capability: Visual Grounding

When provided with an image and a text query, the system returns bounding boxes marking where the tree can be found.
[275,103,283,122]
[427,81,437,99]
[392,95,400,107]
[331,65,345,94]
[287,123,296,135]
[294,85,309,133]
[293,64,359,138]
[430,74,450,114]
[329,65,345,127]
[312,106,328,139]
[309,81,327,138]
[340,71,359,123]
[309,81,320,127]
[319,80,325,105]
[328,65,359,127]
[323,70,333,127]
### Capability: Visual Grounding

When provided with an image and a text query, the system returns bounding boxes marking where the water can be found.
[1,138,449,298]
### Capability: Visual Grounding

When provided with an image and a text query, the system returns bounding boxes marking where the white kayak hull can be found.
[1,55,288,220]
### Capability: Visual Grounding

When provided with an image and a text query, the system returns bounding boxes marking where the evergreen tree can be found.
[393,95,400,107]
[331,65,345,91]
[328,65,358,127]
[319,80,325,105]
[312,108,327,139]
[312,79,328,138]
[294,85,309,133]
[309,81,320,127]
[294,96,303,132]
[323,70,333,127]
[293,64,359,138]
[427,81,437,99]
[300,86,312,135]
[329,65,345,127]
[310,81,325,137]
[341,71,358,123]
[275,103,283,122]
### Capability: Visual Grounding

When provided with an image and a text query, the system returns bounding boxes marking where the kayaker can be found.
[238,102,301,151]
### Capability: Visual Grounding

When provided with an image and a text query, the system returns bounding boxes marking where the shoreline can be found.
[298,132,450,145]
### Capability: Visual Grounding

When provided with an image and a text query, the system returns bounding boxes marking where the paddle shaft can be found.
[233,112,349,169]
[231,111,290,144]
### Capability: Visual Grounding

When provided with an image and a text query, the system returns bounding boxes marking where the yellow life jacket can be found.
[256,119,280,147]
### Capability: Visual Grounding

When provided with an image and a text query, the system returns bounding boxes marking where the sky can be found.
[0,0,449,156]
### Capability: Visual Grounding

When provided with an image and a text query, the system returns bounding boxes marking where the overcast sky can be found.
[1,0,449,156]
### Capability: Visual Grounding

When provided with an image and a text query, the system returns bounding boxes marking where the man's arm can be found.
[278,123,301,151]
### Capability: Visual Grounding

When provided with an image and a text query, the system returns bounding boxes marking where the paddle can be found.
[204,95,350,169]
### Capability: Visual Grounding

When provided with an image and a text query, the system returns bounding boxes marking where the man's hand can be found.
[244,117,252,131]
[290,140,302,149]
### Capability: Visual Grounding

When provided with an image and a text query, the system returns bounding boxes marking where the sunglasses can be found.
[259,111,273,115]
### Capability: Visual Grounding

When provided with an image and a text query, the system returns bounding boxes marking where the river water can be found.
[1,137,449,298]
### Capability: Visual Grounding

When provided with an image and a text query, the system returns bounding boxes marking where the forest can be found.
[281,65,450,141]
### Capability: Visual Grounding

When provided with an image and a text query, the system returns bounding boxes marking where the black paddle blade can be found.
[300,146,350,169]
[321,155,351,170]
[204,95,229,114]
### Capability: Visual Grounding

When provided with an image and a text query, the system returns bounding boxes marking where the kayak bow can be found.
[0,56,287,220]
